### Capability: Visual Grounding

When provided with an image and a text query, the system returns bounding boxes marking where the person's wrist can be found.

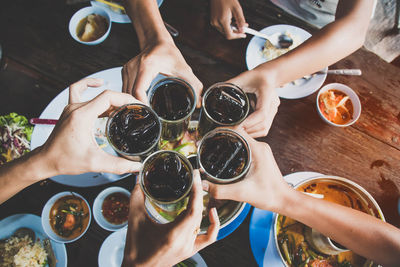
[142,35,175,51]
[19,147,58,183]
[253,63,279,89]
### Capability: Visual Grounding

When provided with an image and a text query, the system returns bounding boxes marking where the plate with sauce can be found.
[93,187,131,231]
[42,192,91,243]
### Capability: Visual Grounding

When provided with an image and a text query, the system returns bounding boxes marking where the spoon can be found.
[232,26,293,48]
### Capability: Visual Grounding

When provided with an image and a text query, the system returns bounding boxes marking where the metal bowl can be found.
[274,175,385,267]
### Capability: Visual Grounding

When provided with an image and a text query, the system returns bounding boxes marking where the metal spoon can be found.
[232,26,293,48]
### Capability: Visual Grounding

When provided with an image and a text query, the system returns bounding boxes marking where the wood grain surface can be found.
[0,0,399,266]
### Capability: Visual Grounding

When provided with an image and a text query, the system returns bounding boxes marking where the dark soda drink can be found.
[198,129,251,183]
[107,104,161,161]
[149,78,196,141]
[198,83,249,137]
[142,151,192,202]
[140,151,193,223]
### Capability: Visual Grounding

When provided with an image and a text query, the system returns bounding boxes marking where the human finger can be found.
[232,5,246,33]
[241,109,266,130]
[175,170,203,226]
[132,68,156,104]
[129,182,147,215]
[122,66,129,94]
[69,78,104,104]
[82,90,138,118]
[123,62,138,96]
[91,150,143,175]
[245,118,273,138]
[202,179,243,201]
[194,207,220,251]
[177,71,203,108]
[221,19,245,40]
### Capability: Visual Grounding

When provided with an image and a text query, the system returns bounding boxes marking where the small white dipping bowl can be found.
[316,83,361,127]
[93,187,131,231]
[42,192,91,243]
[69,6,111,45]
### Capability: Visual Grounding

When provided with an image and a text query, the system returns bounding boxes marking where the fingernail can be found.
[211,207,218,216]
[131,162,143,173]
[202,180,209,191]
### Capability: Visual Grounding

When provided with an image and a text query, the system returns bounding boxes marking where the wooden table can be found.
[1,0,399,266]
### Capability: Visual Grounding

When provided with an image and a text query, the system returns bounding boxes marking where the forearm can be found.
[123,0,173,49]
[0,147,55,204]
[278,190,400,266]
[255,0,373,88]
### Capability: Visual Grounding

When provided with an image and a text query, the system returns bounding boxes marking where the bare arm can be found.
[204,129,400,266]
[0,79,141,204]
[280,188,400,267]
[121,0,202,105]
[124,0,172,50]
[255,0,374,87]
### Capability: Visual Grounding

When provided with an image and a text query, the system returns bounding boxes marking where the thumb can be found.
[93,151,143,175]
[202,179,242,201]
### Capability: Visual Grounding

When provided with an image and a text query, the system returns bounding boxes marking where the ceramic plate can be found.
[98,228,207,267]
[90,0,164,24]
[245,24,327,99]
[0,213,67,267]
[31,67,127,187]
[248,171,322,266]
[30,67,164,187]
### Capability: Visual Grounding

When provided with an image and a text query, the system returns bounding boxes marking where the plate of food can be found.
[249,171,385,267]
[30,67,128,187]
[245,24,327,99]
[98,228,207,267]
[0,213,67,267]
[249,172,321,266]
[0,113,33,166]
[90,0,164,24]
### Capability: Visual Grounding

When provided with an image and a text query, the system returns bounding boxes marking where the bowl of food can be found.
[93,187,130,231]
[42,192,91,243]
[69,6,111,45]
[274,176,384,267]
[317,83,361,127]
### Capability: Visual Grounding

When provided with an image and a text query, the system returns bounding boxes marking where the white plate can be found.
[30,67,128,187]
[98,228,207,267]
[30,67,165,187]
[245,24,327,99]
[0,213,67,267]
[90,0,164,24]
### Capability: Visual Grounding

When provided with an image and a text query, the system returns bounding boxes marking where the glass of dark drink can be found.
[149,77,196,141]
[198,83,249,138]
[106,103,161,162]
[198,128,251,184]
[140,150,193,222]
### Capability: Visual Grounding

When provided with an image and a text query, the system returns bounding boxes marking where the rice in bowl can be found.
[0,235,47,267]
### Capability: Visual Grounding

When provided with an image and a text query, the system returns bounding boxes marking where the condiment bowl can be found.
[93,187,131,231]
[42,191,91,243]
[316,83,361,127]
[69,6,111,45]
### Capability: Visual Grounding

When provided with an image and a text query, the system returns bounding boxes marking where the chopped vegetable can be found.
[0,113,33,165]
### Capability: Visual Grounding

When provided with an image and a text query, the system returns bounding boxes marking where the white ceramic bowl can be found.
[42,192,91,243]
[69,6,111,45]
[316,83,361,127]
[93,187,130,231]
